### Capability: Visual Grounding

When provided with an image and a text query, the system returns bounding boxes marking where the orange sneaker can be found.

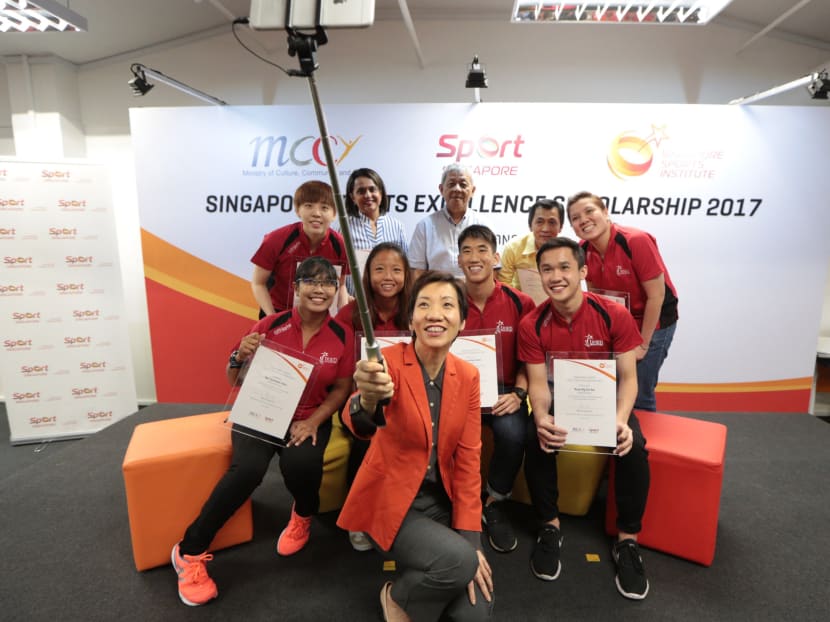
[171,543,218,606]
[276,505,312,556]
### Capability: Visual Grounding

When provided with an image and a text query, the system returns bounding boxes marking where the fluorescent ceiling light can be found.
[0,0,87,32]
[511,1,734,25]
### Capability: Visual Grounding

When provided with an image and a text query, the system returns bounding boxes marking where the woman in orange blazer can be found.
[338,272,494,622]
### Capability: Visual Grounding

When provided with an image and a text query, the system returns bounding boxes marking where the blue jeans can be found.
[635,321,677,412]
[482,396,529,499]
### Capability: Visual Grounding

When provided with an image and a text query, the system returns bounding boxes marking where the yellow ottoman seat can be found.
[481,425,608,516]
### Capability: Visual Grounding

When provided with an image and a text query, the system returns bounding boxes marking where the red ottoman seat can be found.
[605,411,727,566]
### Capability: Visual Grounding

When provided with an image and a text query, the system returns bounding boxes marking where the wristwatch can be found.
[228,349,243,369]
[512,387,528,401]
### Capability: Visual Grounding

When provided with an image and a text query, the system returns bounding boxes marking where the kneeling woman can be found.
[172,257,354,606]
[338,272,494,622]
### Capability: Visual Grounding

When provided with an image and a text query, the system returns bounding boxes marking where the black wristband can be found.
[228,350,243,369]
[512,387,528,402]
[349,395,379,437]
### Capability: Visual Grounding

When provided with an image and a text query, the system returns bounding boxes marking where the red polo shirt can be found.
[582,224,678,330]
[236,308,354,421]
[463,280,535,387]
[518,291,642,364]
[251,222,350,312]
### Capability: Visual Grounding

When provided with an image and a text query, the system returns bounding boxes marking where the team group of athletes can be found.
[170,163,679,621]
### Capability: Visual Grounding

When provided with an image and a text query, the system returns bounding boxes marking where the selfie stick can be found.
[284,19,387,425]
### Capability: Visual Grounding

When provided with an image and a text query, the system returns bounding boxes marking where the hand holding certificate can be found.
[227,341,315,445]
[453,332,499,409]
[552,357,617,449]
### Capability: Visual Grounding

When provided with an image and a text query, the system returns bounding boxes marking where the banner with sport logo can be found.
[130,104,830,412]
[0,160,137,444]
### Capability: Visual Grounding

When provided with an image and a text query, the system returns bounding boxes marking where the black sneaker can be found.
[530,524,562,581]
[612,539,649,600]
[482,502,518,553]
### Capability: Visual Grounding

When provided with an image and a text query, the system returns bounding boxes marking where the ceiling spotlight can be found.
[127,63,226,106]
[466,56,488,89]
[128,65,154,96]
[807,70,829,100]
[466,55,488,103]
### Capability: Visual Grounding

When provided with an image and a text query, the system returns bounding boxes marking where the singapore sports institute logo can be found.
[606,124,669,179]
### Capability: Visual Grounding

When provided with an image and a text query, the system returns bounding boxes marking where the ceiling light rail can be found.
[128,63,227,106]
[728,69,829,105]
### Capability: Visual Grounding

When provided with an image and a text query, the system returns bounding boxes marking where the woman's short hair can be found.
[407,271,468,323]
[566,191,605,221]
[294,180,334,209]
[295,256,338,283]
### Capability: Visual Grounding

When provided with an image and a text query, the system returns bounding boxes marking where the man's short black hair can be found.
[535,237,586,270]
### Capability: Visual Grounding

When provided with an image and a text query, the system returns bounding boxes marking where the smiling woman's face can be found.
[409,281,464,353]
[351,176,383,220]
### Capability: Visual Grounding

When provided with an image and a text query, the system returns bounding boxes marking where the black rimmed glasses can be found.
[296,278,338,289]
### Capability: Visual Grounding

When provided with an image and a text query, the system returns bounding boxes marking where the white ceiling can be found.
[0,0,828,66]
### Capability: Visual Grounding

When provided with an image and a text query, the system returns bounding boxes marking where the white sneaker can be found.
[348,531,373,552]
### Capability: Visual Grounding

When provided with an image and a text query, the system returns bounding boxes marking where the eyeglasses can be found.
[296,278,339,289]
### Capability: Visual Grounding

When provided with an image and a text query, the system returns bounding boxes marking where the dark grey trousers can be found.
[378,484,494,622]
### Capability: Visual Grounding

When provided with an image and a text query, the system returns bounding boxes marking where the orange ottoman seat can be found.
[123,411,353,571]
[122,411,254,571]
[605,411,727,566]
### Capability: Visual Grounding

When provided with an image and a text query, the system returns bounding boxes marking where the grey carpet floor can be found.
[1,404,829,621]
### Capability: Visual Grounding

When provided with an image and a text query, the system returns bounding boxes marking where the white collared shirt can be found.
[408,208,487,277]
[334,212,409,254]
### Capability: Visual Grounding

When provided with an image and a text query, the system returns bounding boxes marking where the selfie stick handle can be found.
[286,27,387,425]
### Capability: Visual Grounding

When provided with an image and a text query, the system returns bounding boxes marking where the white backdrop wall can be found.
[3,17,830,403]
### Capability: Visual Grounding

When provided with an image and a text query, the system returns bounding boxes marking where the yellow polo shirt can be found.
[498,232,538,290]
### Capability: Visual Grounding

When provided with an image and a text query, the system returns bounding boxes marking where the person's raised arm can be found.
[342,359,395,438]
